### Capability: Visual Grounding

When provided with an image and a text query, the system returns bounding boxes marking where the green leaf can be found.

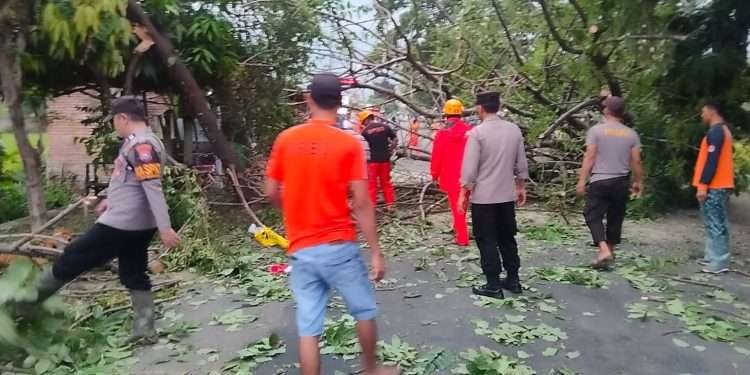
[35,358,52,374]
[734,346,750,356]
[0,309,21,346]
[516,350,532,359]
[542,347,558,357]
[566,351,581,359]
[672,338,690,348]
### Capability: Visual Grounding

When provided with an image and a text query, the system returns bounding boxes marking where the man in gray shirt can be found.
[576,96,643,269]
[460,92,529,299]
[15,96,180,342]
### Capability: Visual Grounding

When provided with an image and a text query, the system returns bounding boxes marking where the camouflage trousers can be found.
[700,189,731,270]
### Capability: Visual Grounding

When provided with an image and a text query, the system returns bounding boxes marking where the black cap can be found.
[111,95,146,121]
[308,73,342,109]
[475,91,500,107]
[602,96,625,117]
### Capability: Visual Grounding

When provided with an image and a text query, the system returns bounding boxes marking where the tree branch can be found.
[537,97,599,142]
[536,0,584,54]
[490,0,525,66]
[569,0,589,27]
[353,82,438,118]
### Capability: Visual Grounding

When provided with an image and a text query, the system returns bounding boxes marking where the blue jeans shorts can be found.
[289,241,378,337]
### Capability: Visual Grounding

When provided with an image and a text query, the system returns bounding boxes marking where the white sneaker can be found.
[701,266,729,274]
[697,259,710,266]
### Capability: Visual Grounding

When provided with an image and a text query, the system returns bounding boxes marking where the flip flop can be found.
[591,256,614,270]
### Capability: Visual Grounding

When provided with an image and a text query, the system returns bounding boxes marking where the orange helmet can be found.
[358,110,374,124]
[443,99,464,116]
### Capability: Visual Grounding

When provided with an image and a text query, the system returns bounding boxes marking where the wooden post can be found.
[183,118,194,166]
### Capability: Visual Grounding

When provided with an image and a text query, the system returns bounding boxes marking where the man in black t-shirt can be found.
[360,111,397,208]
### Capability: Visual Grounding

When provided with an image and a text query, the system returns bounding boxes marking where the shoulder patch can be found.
[132,143,161,181]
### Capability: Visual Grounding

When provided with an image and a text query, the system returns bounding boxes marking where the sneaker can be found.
[701,266,729,275]
[472,284,504,299]
[697,259,710,266]
[499,277,522,294]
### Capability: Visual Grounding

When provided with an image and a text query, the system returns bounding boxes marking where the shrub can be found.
[0,174,76,224]
[733,140,750,195]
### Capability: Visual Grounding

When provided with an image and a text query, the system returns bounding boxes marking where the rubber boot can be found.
[129,290,157,343]
[10,268,66,317]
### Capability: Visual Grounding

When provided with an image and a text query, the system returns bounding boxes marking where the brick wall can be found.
[46,92,98,186]
[46,92,170,189]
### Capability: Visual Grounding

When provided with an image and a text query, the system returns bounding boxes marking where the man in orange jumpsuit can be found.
[430,99,471,246]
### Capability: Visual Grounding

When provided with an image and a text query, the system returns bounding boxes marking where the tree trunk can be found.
[0,2,46,230]
[125,0,239,168]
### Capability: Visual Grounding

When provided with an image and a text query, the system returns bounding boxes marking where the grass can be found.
[1,132,48,173]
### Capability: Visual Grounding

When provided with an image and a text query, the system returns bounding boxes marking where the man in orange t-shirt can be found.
[265,73,393,375]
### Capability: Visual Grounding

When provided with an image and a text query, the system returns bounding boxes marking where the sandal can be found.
[591,256,614,270]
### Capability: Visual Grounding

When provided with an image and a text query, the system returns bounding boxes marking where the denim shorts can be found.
[289,241,378,336]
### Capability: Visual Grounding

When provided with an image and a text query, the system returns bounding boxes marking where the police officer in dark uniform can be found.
[14,96,180,342]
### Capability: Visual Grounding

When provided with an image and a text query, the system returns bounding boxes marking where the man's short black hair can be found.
[480,102,500,114]
[112,96,147,122]
[308,73,342,110]
[475,91,501,114]
[702,98,726,118]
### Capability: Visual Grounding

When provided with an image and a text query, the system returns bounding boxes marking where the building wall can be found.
[46,92,98,185]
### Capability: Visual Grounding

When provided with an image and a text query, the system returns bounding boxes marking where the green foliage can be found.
[0,174,76,224]
[160,166,229,272]
[222,334,286,374]
[215,251,291,303]
[535,266,608,288]
[36,0,131,77]
[453,347,535,375]
[0,258,138,374]
[473,294,561,314]
[626,303,663,322]
[473,319,567,346]
[321,314,361,359]
[378,336,420,373]
[521,222,576,244]
[734,140,750,194]
[664,298,750,342]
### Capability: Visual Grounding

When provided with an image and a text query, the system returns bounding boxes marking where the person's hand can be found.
[160,228,181,249]
[631,181,643,198]
[95,199,108,215]
[516,187,527,207]
[370,251,386,282]
[696,188,708,204]
[457,192,468,215]
[576,181,587,198]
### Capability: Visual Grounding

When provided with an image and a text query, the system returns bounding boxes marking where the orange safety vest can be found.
[692,125,734,189]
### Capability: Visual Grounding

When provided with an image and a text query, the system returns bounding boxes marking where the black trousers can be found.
[52,223,156,291]
[471,202,519,286]
[584,176,629,245]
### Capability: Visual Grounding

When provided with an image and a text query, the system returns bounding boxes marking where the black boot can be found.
[10,268,66,316]
[472,284,504,299]
[500,275,522,294]
[129,290,157,344]
[472,274,503,299]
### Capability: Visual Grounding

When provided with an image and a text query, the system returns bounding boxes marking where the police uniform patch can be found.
[132,143,161,181]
